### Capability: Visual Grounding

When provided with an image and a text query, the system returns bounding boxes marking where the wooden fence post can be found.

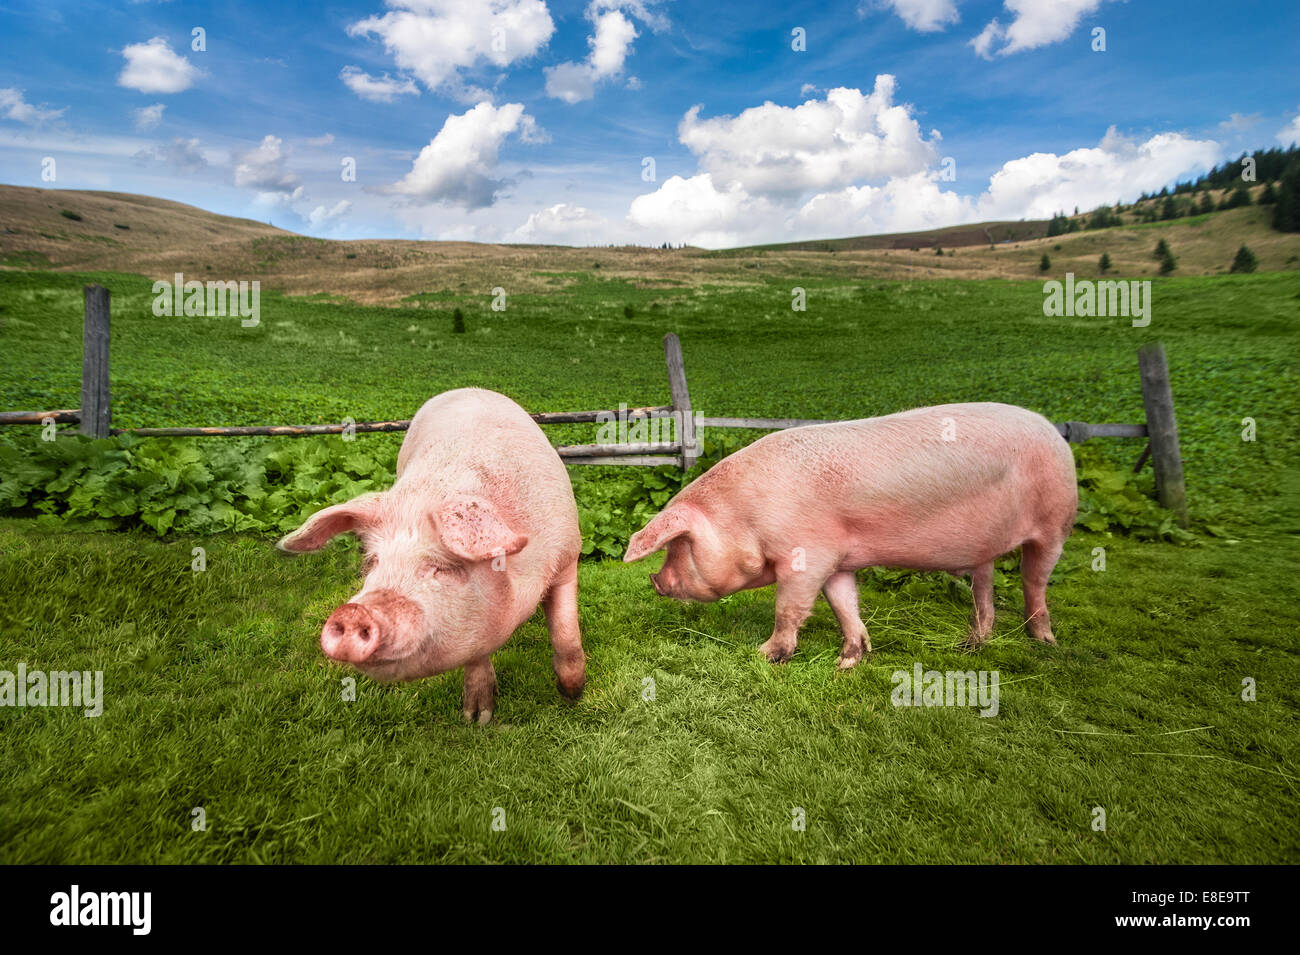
[81,284,111,439]
[1137,342,1187,526]
[663,332,699,469]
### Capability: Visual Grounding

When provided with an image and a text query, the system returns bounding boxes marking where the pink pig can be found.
[624,402,1076,666]
[278,388,585,723]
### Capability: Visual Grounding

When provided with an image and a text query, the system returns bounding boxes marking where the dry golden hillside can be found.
[2,184,1297,304]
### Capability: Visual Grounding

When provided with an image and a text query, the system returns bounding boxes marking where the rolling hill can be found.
[1,184,1297,305]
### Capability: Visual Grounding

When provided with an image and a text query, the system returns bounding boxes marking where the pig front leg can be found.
[758,573,824,664]
[462,657,496,725]
[822,571,870,669]
[543,566,586,701]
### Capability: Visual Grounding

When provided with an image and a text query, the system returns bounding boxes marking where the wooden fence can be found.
[0,283,1189,525]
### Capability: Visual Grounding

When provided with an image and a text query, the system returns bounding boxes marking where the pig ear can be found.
[624,506,696,562]
[277,494,382,553]
[436,497,528,563]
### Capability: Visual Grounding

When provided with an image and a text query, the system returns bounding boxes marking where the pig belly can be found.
[838,489,1036,573]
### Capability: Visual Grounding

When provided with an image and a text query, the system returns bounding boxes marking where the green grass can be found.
[0,266,1297,862]
[1,521,1295,863]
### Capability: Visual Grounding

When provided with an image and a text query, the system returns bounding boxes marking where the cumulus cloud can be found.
[0,87,65,125]
[339,66,419,102]
[509,203,611,244]
[677,77,940,198]
[544,61,598,105]
[628,174,780,249]
[546,2,662,103]
[625,80,1222,249]
[132,103,165,131]
[971,0,1107,58]
[118,37,201,93]
[383,101,545,209]
[308,199,352,227]
[796,172,977,236]
[233,135,303,197]
[872,0,960,33]
[977,127,1220,219]
[1277,110,1300,146]
[346,0,554,99]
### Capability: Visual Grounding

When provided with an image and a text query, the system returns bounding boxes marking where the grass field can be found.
[1,255,1298,862]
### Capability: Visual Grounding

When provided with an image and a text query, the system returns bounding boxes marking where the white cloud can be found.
[304,133,336,147]
[339,66,419,102]
[0,87,66,125]
[1277,110,1300,146]
[383,101,545,209]
[544,62,596,105]
[253,187,305,209]
[876,0,960,33]
[233,135,302,196]
[677,77,939,198]
[309,199,352,227]
[977,127,1220,219]
[627,173,778,248]
[347,0,554,98]
[1218,113,1260,133]
[546,2,661,103]
[509,203,610,244]
[134,136,208,174]
[797,172,977,236]
[118,37,201,93]
[970,18,1002,58]
[625,86,1222,249]
[132,103,165,131]
[971,0,1106,58]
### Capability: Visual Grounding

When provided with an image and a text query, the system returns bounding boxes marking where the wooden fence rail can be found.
[0,283,1188,523]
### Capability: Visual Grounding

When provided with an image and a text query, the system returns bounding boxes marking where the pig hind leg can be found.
[462,657,496,725]
[1021,538,1064,645]
[822,571,870,669]
[543,565,586,700]
[964,561,996,649]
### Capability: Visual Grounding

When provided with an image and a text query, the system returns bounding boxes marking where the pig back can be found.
[396,389,581,563]
[683,402,1076,567]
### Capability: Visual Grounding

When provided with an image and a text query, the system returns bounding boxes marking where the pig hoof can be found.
[759,639,796,664]
[462,706,494,725]
[1033,633,1058,646]
[837,634,868,669]
[962,632,990,651]
[557,676,585,701]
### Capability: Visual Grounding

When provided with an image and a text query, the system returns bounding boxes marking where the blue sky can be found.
[1,0,1297,247]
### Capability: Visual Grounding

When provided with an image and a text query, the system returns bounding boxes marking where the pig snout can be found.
[321,602,382,664]
[649,571,666,596]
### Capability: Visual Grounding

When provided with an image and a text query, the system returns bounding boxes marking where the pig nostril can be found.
[327,621,344,638]
[357,625,372,642]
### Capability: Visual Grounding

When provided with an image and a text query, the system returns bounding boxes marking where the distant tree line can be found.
[1043,143,1300,235]
[1141,145,1299,197]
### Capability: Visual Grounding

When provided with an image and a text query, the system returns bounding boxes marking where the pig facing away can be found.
[279,388,585,723]
[624,402,1076,667]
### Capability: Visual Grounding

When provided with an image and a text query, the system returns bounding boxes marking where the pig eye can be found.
[420,559,466,583]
